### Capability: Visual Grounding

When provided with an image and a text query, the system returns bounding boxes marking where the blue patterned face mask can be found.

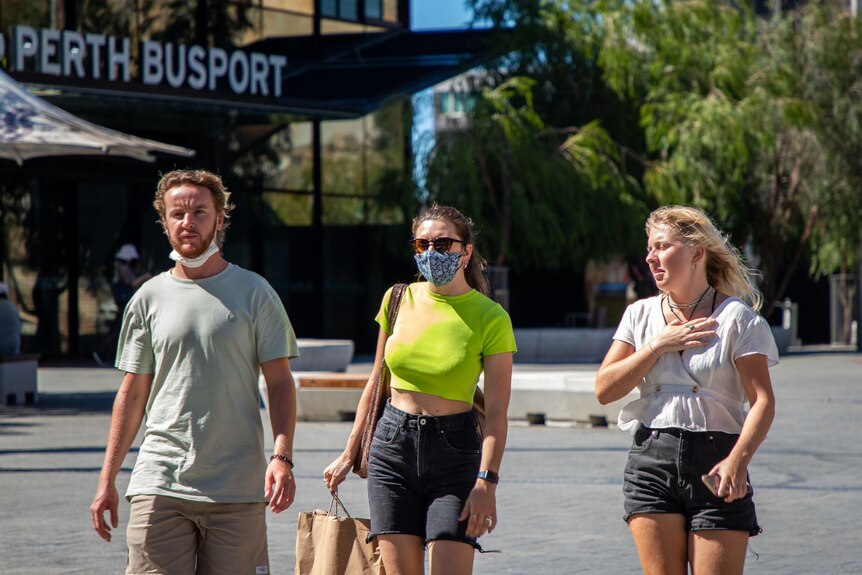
[414,249,463,287]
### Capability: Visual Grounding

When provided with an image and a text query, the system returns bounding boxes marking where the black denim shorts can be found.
[367,402,482,549]
[623,424,761,536]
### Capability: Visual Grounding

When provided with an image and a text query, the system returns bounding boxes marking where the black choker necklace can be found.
[667,286,714,310]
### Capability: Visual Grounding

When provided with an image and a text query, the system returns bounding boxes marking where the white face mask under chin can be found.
[169,240,220,269]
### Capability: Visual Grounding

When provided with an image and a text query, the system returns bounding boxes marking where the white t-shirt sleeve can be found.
[115,297,155,374]
[733,313,779,367]
[254,281,299,363]
[613,302,637,347]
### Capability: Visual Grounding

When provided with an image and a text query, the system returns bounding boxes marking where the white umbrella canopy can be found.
[0,69,195,165]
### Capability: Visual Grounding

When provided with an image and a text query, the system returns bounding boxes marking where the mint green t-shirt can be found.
[116,264,298,503]
[376,282,516,404]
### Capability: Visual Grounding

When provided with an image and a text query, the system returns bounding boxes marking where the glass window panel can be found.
[0,0,49,30]
[339,0,357,21]
[279,122,314,191]
[383,0,399,23]
[262,10,313,37]
[365,0,382,20]
[320,102,407,224]
[465,94,476,112]
[454,94,465,113]
[322,118,364,196]
[321,19,384,34]
[262,0,314,14]
[437,93,450,114]
[262,192,313,226]
[237,7,263,44]
[232,122,313,192]
[365,101,406,194]
[80,0,133,37]
[323,197,368,225]
[321,0,337,17]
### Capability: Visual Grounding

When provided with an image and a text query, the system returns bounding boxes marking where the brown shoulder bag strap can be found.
[387,283,408,332]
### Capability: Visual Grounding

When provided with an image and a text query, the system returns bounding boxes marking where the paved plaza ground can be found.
[1,352,860,574]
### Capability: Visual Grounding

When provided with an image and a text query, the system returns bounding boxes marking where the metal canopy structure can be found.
[8,29,507,122]
[242,28,507,116]
[0,69,195,165]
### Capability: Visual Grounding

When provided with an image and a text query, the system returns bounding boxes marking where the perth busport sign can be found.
[0,25,288,99]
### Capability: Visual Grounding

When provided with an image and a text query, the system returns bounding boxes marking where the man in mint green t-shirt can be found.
[90,169,299,575]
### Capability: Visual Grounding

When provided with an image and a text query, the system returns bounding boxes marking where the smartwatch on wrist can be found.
[477,470,499,484]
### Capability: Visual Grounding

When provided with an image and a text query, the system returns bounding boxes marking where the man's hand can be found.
[265,459,296,514]
[90,481,120,542]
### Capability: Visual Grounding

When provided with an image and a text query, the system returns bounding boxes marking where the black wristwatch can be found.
[477,470,499,484]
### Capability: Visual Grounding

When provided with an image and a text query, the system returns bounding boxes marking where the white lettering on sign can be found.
[165,44,186,88]
[141,41,163,85]
[3,25,288,99]
[84,33,106,79]
[11,26,38,71]
[208,47,228,91]
[107,36,131,82]
[61,31,86,77]
[228,50,249,94]
[39,28,61,75]
[187,45,207,90]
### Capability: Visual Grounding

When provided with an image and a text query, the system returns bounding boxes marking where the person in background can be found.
[0,282,22,355]
[596,205,777,575]
[324,204,516,575]
[90,169,299,575]
[93,244,152,367]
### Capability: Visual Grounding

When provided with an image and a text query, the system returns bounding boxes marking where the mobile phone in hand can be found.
[701,473,752,497]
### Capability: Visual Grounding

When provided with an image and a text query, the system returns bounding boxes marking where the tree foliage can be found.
[432,0,862,317]
[421,1,649,274]
[599,0,862,315]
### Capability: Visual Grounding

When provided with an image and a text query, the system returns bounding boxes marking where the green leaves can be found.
[424,74,644,271]
[598,0,862,313]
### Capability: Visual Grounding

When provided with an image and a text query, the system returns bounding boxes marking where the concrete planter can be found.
[290,339,354,372]
[514,328,615,363]
[771,326,791,356]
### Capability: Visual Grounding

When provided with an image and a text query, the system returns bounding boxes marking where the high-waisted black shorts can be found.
[623,424,761,536]
[367,402,483,548]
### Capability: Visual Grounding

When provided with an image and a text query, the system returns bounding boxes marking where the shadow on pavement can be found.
[0,391,116,417]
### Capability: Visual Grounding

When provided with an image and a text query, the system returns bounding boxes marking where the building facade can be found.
[0,0,498,358]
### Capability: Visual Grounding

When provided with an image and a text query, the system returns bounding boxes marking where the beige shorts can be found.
[126,495,269,575]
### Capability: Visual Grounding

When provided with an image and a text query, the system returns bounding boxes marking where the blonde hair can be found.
[412,204,489,295]
[154,169,235,247]
[646,205,763,312]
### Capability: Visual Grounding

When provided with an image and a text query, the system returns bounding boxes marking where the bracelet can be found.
[647,342,661,360]
[270,454,295,469]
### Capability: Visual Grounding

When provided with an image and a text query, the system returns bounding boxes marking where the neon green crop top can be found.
[375,282,517,404]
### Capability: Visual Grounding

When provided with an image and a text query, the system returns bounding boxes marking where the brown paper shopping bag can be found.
[294,493,385,575]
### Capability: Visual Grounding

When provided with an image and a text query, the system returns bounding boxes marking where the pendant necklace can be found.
[666,285,714,322]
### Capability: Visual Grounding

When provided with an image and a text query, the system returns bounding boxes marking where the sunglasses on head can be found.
[410,237,465,254]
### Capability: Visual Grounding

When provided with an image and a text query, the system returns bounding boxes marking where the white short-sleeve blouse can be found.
[612,295,778,434]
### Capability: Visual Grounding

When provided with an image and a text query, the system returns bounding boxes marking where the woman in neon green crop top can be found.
[324,204,516,574]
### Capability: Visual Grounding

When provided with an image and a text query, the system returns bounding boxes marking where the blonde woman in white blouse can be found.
[596,206,777,575]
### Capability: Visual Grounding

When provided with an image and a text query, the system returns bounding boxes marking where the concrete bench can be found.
[294,372,369,422]
[290,339,355,372]
[0,354,40,405]
[514,328,616,363]
[297,373,369,388]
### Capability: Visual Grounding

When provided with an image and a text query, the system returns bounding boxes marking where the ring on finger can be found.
[688,324,696,331]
